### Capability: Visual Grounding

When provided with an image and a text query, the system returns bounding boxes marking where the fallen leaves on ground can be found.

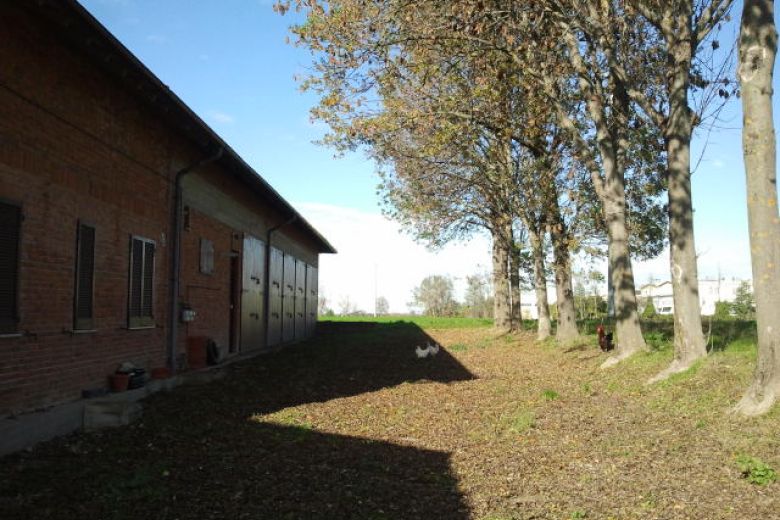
[1,320,778,519]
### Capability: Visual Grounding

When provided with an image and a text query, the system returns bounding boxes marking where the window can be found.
[200,238,214,274]
[0,201,21,334]
[128,236,155,328]
[73,222,95,330]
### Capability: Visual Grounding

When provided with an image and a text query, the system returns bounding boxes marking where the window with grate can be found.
[128,236,155,328]
[0,201,21,334]
[73,222,95,330]
[200,238,214,275]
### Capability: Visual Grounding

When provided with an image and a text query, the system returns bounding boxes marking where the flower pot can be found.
[109,373,130,393]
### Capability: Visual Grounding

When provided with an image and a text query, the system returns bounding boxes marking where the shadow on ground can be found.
[0,321,474,520]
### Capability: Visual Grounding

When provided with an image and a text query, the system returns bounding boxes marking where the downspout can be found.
[167,147,223,374]
[264,214,298,347]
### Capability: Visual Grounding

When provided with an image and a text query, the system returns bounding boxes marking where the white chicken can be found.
[415,342,441,358]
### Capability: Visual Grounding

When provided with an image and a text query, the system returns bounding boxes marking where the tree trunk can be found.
[492,230,512,331]
[604,208,647,362]
[566,48,646,364]
[734,0,780,416]
[649,15,707,383]
[509,230,523,332]
[548,213,579,343]
[529,228,551,341]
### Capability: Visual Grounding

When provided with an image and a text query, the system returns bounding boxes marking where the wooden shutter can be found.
[73,223,95,330]
[0,202,21,333]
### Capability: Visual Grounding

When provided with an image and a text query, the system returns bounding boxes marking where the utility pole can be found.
[373,263,378,317]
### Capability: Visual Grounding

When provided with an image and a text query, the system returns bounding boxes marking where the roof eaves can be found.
[34,0,336,254]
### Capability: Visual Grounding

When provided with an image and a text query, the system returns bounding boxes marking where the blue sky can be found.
[79,0,775,311]
[81,0,379,211]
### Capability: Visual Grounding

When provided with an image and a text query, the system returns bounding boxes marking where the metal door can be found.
[306,265,318,337]
[240,236,265,351]
[267,246,283,346]
[294,260,307,340]
[282,253,296,342]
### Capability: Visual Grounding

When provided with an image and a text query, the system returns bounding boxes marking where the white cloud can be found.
[145,34,167,44]
[209,111,235,124]
[295,203,491,313]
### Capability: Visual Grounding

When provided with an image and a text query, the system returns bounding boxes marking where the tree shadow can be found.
[0,321,475,519]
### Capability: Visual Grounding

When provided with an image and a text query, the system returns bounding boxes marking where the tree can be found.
[642,300,658,320]
[542,2,656,362]
[318,294,331,315]
[281,0,664,345]
[734,0,780,416]
[731,281,755,319]
[412,275,458,317]
[375,296,390,316]
[630,0,736,383]
[338,295,357,316]
[714,300,733,319]
[464,273,493,319]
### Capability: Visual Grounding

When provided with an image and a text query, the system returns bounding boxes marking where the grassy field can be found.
[320,314,495,329]
[1,318,777,519]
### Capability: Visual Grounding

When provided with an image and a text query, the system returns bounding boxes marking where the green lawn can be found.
[319,314,494,329]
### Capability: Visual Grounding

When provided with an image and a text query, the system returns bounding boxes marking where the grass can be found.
[1,317,776,520]
[320,314,493,329]
[501,408,536,435]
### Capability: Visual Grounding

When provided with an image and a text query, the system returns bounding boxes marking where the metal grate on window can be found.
[0,201,21,334]
[128,236,155,327]
[142,241,154,317]
[74,223,95,330]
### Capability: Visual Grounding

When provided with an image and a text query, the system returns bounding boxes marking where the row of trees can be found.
[411,274,495,318]
[280,1,779,414]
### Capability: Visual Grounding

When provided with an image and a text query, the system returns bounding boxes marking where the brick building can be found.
[0,0,335,419]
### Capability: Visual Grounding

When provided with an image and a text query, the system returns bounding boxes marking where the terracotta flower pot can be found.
[109,373,130,392]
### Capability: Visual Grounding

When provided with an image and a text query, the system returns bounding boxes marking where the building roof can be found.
[24,0,336,254]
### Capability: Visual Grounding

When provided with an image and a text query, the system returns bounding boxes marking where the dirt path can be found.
[1,322,777,519]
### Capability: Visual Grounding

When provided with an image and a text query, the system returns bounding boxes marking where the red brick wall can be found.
[0,4,325,416]
[178,208,239,355]
[0,5,180,415]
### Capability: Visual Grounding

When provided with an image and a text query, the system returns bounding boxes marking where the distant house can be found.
[637,278,751,316]
[698,277,751,315]
[0,0,335,421]
[638,281,675,314]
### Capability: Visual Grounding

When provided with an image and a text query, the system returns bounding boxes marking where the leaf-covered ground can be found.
[1,320,778,519]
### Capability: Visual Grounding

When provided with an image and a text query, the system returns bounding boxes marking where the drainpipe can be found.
[167,148,223,374]
[264,214,298,347]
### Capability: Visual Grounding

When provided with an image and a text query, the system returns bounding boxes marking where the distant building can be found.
[518,287,557,320]
[698,277,752,315]
[638,278,751,316]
